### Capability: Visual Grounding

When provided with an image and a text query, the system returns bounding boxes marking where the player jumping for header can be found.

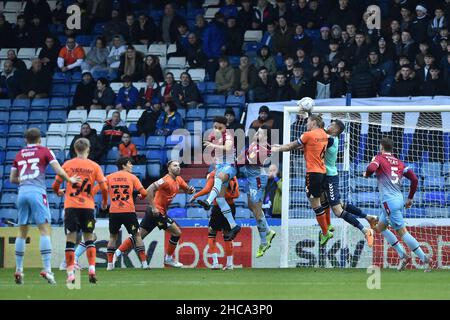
[321,119,377,247]
[272,115,333,245]
[10,128,81,285]
[364,137,434,271]
[197,116,241,240]
[113,160,195,268]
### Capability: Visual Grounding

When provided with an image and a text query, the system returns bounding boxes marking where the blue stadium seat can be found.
[132,136,146,150]
[50,98,70,110]
[196,82,206,94]
[11,99,31,110]
[243,42,262,53]
[9,124,28,137]
[443,162,450,176]
[48,110,67,123]
[105,165,117,175]
[235,207,252,219]
[423,191,446,207]
[352,177,377,191]
[235,193,248,207]
[205,82,217,93]
[203,95,225,107]
[359,207,380,217]
[404,207,427,218]
[206,108,225,119]
[53,150,65,163]
[7,137,24,150]
[170,194,186,208]
[356,192,379,206]
[420,162,442,177]
[186,207,207,219]
[29,111,48,123]
[186,108,205,120]
[4,165,12,175]
[0,111,9,123]
[228,56,241,67]
[354,162,369,176]
[166,134,184,146]
[1,208,18,223]
[128,123,138,136]
[10,111,29,123]
[146,149,165,163]
[423,177,446,190]
[167,208,187,219]
[237,178,247,192]
[185,120,205,133]
[146,136,165,149]
[45,164,56,177]
[51,84,70,97]
[424,207,449,218]
[51,209,62,224]
[93,22,106,34]
[444,133,450,161]
[305,29,320,40]
[71,72,82,83]
[0,151,5,164]
[146,163,161,178]
[3,179,18,192]
[76,35,93,46]
[0,99,11,109]
[30,123,48,135]
[1,192,16,206]
[31,98,50,110]
[133,165,146,179]
[48,193,62,208]
[189,178,206,190]
[106,149,119,163]
[70,83,77,95]
[52,72,69,83]
[226,94,245,107]
[0,125,7,137]
[46,179,55,190]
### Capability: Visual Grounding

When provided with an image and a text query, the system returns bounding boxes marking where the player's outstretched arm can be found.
[271,140,302,153]
[50,162,81,184]
[404,168,419,208]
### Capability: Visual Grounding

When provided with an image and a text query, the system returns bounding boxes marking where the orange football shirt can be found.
[153,174,189,215]
[106,170,146,213]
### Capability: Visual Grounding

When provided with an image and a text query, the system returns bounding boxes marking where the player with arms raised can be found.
[113,160,195,268]
[322,120,376,247]
[190,170,239,270]
[365,137,434,271]
[272,115,333,245]
[197,116,241,239]
[237,125,276,257]
[96,157,149,270]
[53,138,108,283]
[10,128,80,285]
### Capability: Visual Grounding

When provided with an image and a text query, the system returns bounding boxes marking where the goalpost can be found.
[280,105,450,269]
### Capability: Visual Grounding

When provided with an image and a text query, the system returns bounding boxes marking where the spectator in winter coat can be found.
[136,14,160,45]
[13,15,32,48]
[350,63,377,98]
[28,15,49,48]
[160,72,175,103]
[428,7,448,42]
[224,16,244,56]
[185,33,207,69]
[0,61,21,99]
[172,72,202,108]
[219,0,238,19]
[81,36,110,75]
[193,14,208,40]
[225,108,244,131]
[155,101,183,136]
[72,71,96,110]
[39,36,60,73]
[107,35,127,79]
[137,103,162,138]
[237,0,256,31]
[255,45,277,77]
[290,63,313,99]
[391,65,419,97]
[420,64,446,96]
[215,57,236,95]
[138,75,162,108]
[100,111,130,150]
[69,123,105,162]
[57,36,86,72]
[24,0,52,26]
[250,105,275,130]
[253,0,275,31]
[115,76,139,111]
[17,59,52,99]
[91,77,116,110]
[7,50,27,75]
[411,5,429,44]
[272,17,295,57]
[270,72,295,101]
[0,14,14,49]
[142,55,164,83]
[160,3,186,44]
[118,45,144,81]
[233,55,258,100]
[291,24,313,55]
[253,67,274,103]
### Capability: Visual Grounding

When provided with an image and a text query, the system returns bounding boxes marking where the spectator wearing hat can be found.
[391,65,419,97]
[273,17,294,57]
[255,45,277,77]
[270,71,295,101]
[412,5,430,44]
[138,75,161,109]
[172,71,202,108]
[314,26,331,57]
[224,16,244,56]
[57,36,86,73]
[291,24,313,55]
[115,76,139,111]
[215,56,236,95]
[428,7,448,42]
[250,105,275,130]
[72,71,96,110]
[420,64,446,96]
[233,55,258,100]
[253,67,274,103]
[225,108,244,131]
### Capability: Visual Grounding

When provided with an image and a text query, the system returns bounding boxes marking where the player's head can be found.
[24,128,41,145]
[167,160,181,176]
[116,157,133,172]
[74,138,90,157]
[327,119,345,136]
[121,132,131,144]
[213,116,227,134]
[307,114,323,131]
[380,137,394,153]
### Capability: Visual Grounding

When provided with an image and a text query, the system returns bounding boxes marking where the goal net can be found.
[280,105,450,269]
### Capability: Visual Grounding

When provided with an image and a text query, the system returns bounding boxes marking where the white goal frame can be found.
[280,105,450,268]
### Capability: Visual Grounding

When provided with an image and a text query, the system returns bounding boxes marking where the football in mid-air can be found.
[297,97,315,112]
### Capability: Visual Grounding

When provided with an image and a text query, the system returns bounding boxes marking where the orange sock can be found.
[65,250,75,271]
[118,237,134,253]
[107,247,115,263]
[316,213,329,235]
[86,243,96,267]
[325,207,331,226]
[208,237,217,254]
[138,250,147,263]
[224,241,233,257]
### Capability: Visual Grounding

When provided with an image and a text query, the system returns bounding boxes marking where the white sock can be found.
[142,261,149,268]
[89,265,95,273]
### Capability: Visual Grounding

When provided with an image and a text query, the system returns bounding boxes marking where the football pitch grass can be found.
[1,268,449,300]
